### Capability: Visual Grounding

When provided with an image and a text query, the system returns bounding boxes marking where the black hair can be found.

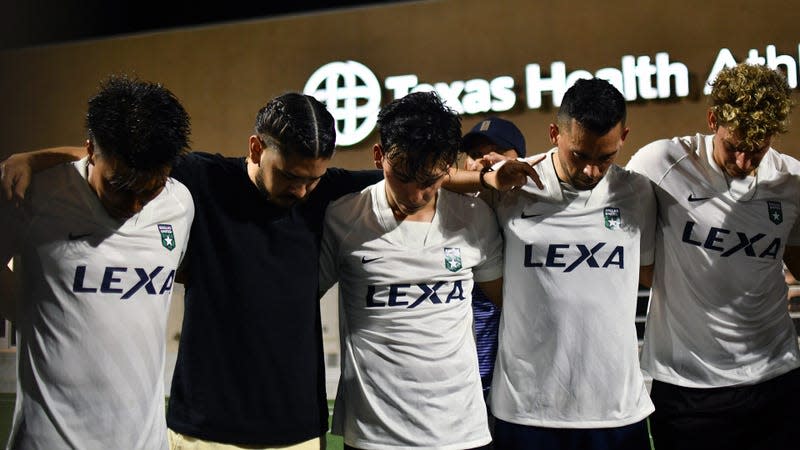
[86,75,190,171]
[376,91,461,181]
[254,92,336,159]
[557,78,626,135]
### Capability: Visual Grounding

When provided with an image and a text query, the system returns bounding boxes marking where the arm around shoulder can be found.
[443,156,546,194]
[318,200,347,297]
[2,146,86,202]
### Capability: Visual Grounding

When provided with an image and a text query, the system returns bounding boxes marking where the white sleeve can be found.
[171,179,195,267]
[472,203,504,283]
[637,176,657,266]
[625,139,671,183]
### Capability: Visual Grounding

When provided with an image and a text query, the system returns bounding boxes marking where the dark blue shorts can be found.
[649,368,800,450]
[345,444,491,450]
[492,417,651,450]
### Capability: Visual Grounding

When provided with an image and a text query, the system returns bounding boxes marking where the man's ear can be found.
[373,144,384,169]
[248,135,264,165]
[86,139,95,164]
[707,109,718,132]
[548,123,560,145]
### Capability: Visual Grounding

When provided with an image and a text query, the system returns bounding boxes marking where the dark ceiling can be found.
[0,1,415,50]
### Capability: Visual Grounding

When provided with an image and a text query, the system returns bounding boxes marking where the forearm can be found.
[443,167,485,194]
[2,145,86,202]
[26,146,86,170]
[444,158,545,194]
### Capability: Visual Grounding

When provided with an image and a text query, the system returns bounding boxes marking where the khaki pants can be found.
[168,429,322,450]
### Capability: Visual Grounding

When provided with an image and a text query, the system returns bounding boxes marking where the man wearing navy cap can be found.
[463,117,527,172]
[461,117,526,445]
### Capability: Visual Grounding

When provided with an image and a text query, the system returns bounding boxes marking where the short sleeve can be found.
[636,176,657,265]
[471,201,504,283]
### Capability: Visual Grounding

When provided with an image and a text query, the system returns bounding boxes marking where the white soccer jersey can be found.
[490,150,656,428]
[319,180,502,450]
[0,158,193,450]
[627,134,800,388]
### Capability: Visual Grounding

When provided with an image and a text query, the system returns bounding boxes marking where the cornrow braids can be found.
[304,95,323,156]
[254,93,336,159]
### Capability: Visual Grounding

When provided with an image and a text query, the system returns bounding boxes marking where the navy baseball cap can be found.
[462,117,526,157]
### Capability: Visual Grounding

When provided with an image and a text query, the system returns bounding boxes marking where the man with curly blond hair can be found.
[627,63,800,450]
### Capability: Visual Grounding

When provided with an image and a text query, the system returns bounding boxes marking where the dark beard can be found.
[254,168,272,200]
[254,167,303,208]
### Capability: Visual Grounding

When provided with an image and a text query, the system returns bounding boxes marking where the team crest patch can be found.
[444,248,462,272]
[603,207,622,230]
[158,224,176,251]
[767,201,783,225]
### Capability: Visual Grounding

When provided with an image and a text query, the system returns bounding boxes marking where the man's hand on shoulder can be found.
[486,154,546,191]
[1,146,87,205]
[1,153,33,205]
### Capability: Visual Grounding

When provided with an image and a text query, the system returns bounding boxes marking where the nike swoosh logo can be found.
[687,194,711,202]
[361,256,383,264]
[68,232,93,240]
[520,212,541,219]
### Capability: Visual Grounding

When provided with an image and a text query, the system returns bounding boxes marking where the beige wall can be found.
[2,0,799,396]
[1,0,799,167]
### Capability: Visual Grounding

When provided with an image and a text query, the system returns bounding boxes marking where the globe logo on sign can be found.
[304,60,382,146]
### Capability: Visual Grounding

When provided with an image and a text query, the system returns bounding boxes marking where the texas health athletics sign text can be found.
[304,44,800,146]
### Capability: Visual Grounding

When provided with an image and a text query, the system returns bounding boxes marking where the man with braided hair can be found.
[164,93,381,449]
[627,63,800,450]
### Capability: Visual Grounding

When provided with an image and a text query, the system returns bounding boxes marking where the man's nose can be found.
[735,152,754,171]
[583,164,602,179]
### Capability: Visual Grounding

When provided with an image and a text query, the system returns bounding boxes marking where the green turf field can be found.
[0,393,13,447]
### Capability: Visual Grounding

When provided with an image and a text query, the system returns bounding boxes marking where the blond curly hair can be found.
[709,63,793,149]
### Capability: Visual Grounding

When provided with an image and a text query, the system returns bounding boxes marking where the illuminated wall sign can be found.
[704,45,799,94]
[303,60,382,146]
[525,53,689,108]
[383,74,516,114]
[304,44,800,146]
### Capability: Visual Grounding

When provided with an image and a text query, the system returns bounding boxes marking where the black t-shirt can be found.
[165,152,381,445]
